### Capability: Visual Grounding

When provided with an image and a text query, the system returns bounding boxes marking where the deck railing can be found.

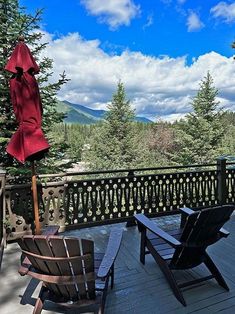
[4,158,234,240]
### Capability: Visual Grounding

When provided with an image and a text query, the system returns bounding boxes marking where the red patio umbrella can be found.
[5,37,50,234]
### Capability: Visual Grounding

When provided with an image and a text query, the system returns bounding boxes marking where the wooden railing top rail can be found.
[5,167,218,190]
[38,163,217,179]
[5,163,218,185]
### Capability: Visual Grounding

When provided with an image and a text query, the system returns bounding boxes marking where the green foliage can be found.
[0,0,19,166]
[50,123,93,162]
[0,0,68,175]
[142,121,180,167]
[84,81,140,170]
[218,111,235,157]
[174,72,225,165]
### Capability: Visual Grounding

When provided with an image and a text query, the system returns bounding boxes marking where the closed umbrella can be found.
[5,37,50,234]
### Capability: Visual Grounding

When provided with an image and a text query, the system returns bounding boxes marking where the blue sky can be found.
[19,0,235,121]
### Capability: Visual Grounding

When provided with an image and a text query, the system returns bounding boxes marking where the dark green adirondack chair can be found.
[135,205,235,306]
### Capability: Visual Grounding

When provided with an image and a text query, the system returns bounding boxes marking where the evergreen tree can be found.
[175,72,224,164]
[146,120,179,167]
[84,81,139,170]
[0,0,68,174]
[217,111,235,157]
[50,123,93,162]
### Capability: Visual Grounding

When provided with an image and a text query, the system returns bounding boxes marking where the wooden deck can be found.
[1,214,235,313]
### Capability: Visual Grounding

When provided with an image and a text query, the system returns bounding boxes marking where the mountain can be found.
[65,101,106,120]
[56,100,153,124]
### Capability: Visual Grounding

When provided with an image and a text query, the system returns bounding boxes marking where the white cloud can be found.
[211,1,235,23]
[40,32,235,122]
[80,0,140,29]
[178,0,187,4]
[187,11,204,32]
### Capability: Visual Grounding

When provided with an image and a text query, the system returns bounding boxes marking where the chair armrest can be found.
[135,214,181,248]
[180,207,195,215]
[97,229,123,279]
[41,225,60,236]
[18,225,59,276]
[219,227,230,238]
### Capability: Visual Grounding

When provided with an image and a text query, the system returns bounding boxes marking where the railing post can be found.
[0,169,6,270]
[126,170,137,227]
[217,158,227,205]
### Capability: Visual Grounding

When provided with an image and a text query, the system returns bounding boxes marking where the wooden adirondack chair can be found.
[135,205,235,306]
[18,229,123,314]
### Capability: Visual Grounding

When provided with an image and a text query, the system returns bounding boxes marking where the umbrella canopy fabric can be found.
[5,40,49,163]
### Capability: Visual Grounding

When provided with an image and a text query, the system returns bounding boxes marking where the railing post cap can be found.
[217,157,227,161]
[217,157,227,165]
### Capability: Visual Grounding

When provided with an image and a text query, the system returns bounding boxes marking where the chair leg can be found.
[33,284,48,314]
[160,261,186,306]
[110,264,114,289]
[204,252,229,291]
[97,306,103,314]
[99,276,109,314]
[148,243,186,306]
[140,230,146,265]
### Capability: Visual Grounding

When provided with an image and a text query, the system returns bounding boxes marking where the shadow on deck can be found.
[1,215,235,314]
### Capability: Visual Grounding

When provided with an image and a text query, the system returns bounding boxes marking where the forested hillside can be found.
[56,100,152,124]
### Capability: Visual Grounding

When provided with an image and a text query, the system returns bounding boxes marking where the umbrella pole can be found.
[31,161,40,235]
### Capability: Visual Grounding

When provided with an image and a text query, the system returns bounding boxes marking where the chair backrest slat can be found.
[21,236,48,273]
[171,205,234,269]
[21,235,63,297]
[181,205,234,245]
[19,235,95,301]
[50,237,87,299]
[34,236,72,299]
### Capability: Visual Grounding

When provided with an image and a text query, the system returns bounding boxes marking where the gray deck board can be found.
[1,215,235,313]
